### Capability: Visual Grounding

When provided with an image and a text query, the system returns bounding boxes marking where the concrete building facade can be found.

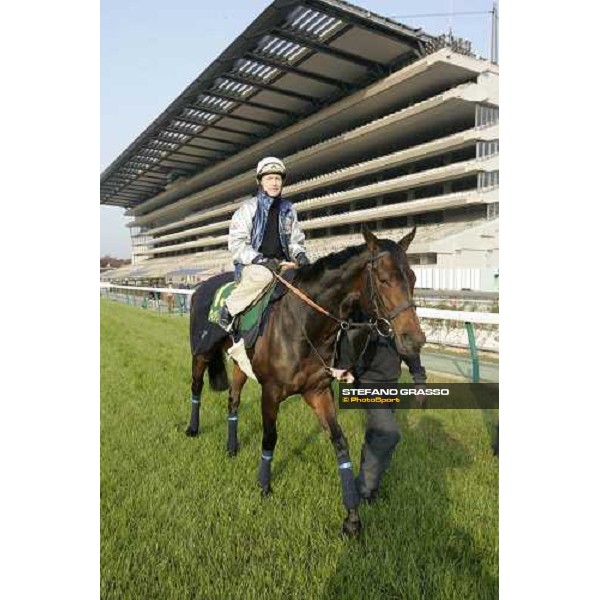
[101,0,499,290]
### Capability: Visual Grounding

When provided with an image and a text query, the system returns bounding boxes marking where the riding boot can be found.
[219,305,233,331]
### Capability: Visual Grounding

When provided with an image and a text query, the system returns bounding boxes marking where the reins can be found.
[300,321,373,379]
[271,249,417,378]
[272,271,370,377]
[272,271,348,327]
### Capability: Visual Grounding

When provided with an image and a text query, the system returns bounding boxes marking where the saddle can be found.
[207,268,295,349]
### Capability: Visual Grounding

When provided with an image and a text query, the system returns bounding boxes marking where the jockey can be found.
[220,156,310,329]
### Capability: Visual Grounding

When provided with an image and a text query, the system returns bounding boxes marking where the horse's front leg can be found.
[226,362,247,457]
[303,388,362,537]
[257,385,281,496]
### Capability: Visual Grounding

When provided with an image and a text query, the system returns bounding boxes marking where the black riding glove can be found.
[264,258,281,273]
[295,252,310,267]
[252,255,280,273]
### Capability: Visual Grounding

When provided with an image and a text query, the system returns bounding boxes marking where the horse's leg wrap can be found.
[258,450,274,493]
[338,453,360,511]
[186,395,201,435]
[227,412,239,455]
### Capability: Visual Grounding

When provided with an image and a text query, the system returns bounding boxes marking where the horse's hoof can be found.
[185,426,199,437]
[260,485,273,498]
[360,488,379,506]
[227,446,239,458]
[341,516,362,538]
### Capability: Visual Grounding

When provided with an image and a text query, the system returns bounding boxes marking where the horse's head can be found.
[360,227,426,358]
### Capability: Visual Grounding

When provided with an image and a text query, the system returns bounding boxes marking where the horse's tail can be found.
[208,350,229,392]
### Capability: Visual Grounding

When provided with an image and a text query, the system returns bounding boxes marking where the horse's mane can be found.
[293,243,367,284]
[294,238,404,284]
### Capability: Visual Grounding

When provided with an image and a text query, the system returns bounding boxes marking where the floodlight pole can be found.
[490,3,499,64]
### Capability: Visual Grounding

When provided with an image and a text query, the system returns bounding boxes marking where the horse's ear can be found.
[362,227,379,253]
[398,227,417,253]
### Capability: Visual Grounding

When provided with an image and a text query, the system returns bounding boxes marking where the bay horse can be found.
[186,228,425,536]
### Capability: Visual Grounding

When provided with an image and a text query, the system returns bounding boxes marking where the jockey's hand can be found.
[295,252,310,267]
[252,255,280,273]
[262,258,281,273]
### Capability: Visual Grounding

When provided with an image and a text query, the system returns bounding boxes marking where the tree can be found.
[100,255,131,269]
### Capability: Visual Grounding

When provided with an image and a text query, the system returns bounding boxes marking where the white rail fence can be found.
[413,267,499,293]
[100,283,498,352]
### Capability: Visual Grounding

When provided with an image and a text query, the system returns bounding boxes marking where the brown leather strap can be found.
[272,271,341,322]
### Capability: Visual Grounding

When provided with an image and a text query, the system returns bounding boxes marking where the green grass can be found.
[101,299,498,599]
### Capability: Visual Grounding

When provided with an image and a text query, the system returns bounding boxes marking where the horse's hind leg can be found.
[257,385,281,496]
[186,354,208,437]
[226,362,247,457]
[303,389,362,537]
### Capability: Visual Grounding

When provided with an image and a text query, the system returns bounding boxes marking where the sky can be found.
[100,0,497,258]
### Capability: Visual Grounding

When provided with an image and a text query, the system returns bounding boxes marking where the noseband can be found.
[365,250,416,338]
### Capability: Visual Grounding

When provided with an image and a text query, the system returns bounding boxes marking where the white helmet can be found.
[256,156,286,181]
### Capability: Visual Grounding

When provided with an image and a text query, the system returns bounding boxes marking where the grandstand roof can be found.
[100,0,435,209]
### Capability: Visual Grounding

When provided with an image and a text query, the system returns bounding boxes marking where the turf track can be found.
[101,299,498,599]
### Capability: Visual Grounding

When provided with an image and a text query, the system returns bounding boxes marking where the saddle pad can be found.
[238,283,276,334]
[207,281,237,323]
[207,279,277,335]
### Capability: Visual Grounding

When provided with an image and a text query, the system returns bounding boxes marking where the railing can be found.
[100,283,194,315]
[417,307,499,383]
[100,283,498,382]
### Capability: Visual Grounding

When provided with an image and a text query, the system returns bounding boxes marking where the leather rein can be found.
[271,250,416,374]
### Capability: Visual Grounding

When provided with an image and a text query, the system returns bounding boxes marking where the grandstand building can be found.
[101,0,499,291]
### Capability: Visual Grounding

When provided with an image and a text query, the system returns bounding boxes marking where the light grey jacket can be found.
[228,193,307,274]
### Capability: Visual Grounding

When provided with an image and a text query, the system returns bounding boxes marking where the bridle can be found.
[271,248,417,375]
[364,250,416,338]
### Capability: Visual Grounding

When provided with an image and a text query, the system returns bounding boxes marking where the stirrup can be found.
[219,305,233,331]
